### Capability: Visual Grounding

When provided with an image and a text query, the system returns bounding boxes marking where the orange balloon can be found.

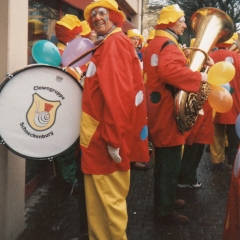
[208,85,233,113]
[208,61,235,85]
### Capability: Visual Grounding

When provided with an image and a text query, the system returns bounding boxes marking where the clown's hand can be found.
[107,145,122,163]
[205,56,214,66]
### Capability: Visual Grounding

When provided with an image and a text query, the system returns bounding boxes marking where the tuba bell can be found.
[175,7,234,132]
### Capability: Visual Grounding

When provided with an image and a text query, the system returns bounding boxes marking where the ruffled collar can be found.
[95,25,117,45]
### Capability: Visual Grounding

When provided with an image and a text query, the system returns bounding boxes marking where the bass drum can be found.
[0,64,82,160]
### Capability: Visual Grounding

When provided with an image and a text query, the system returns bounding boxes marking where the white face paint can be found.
[179,16,185,23]
[91,7,114,35]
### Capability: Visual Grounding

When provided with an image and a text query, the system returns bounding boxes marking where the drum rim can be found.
[0,64,82,160]
[1,64,83,92]
[0,136,80,160]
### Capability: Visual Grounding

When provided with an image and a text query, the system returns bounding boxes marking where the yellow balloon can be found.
[208,85,233,113]
[208,61,235,85]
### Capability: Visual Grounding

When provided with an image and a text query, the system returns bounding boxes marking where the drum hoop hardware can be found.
[0,137,5,145]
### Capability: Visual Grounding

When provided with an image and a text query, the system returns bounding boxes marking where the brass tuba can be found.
[175,7,234,132]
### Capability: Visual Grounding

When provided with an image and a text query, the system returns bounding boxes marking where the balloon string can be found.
[67,47,97,67]
[67,41,104,67]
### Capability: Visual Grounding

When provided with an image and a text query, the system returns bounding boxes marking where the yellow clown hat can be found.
[56,14,81,30]
[147,29,155,41]
[84,0,126,23]
[157,4,184,25]
[29,19,45,34]
[80,21,92,36]
[127,29,144,45]
[224,32,238,45]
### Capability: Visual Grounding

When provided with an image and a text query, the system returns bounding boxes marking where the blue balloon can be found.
[221,83,231,92]
[32,40,61,66]
[235,114,240,139]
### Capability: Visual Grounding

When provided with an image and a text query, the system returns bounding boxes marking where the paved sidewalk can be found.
[18,147,231,240]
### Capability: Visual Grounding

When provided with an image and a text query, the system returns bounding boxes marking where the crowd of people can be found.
[27,0,240,239]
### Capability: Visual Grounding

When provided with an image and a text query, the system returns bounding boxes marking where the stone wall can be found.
[141,1,190,45]
[142,0,161,41]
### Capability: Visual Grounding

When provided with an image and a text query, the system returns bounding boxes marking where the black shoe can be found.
[212,162,232,171]
[174,199,185,209]
[224,163,233,170]
[130,162,150,171]
[155,211,189,225]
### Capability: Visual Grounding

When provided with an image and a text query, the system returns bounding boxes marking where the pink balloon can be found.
[61,37,95,67]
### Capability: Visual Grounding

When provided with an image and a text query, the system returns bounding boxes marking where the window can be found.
[149,0,163,6]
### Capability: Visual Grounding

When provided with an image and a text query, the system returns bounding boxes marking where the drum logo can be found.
[27,93,61,131]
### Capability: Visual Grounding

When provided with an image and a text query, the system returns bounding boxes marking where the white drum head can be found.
[0,64,82,160]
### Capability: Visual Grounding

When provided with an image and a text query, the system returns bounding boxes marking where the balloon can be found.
[208,61,235,85]
[208,85,233,113]
[61,37,95,67]
[32,40,61,66]
[236,114,240,139]
[221,83,231,92]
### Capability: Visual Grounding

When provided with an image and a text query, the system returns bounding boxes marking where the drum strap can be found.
[160,40,177,98]
[67,28,122,67]
[67,46,98,67]
[67,40,105,67]
[161,40,175,51]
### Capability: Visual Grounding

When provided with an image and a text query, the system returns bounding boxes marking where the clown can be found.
[209,33,240,169]
[80,20,97,43]
[55,14,82,55]
[143,4,211,225]
[80,0,149,239]
[223,145,240,240]
[54,14,83,195]
[55,14,89,84]
[140,29,155,59]
[127,29,144,61]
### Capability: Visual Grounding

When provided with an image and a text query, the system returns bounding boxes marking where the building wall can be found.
[0,0,143,239]
[125,0,142,30]
[0,0,28,239]
[142,0,163,41]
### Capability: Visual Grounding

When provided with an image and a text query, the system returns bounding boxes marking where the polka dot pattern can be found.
[86,61,96,77]
[140,125,148,140]
[225,56,234,64]
[151,54,158,66]
[135,90,143,106]
[150,92,161,103]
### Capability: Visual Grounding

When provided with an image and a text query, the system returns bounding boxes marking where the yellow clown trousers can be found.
[210,123,228,164]
[84,170,130,240]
